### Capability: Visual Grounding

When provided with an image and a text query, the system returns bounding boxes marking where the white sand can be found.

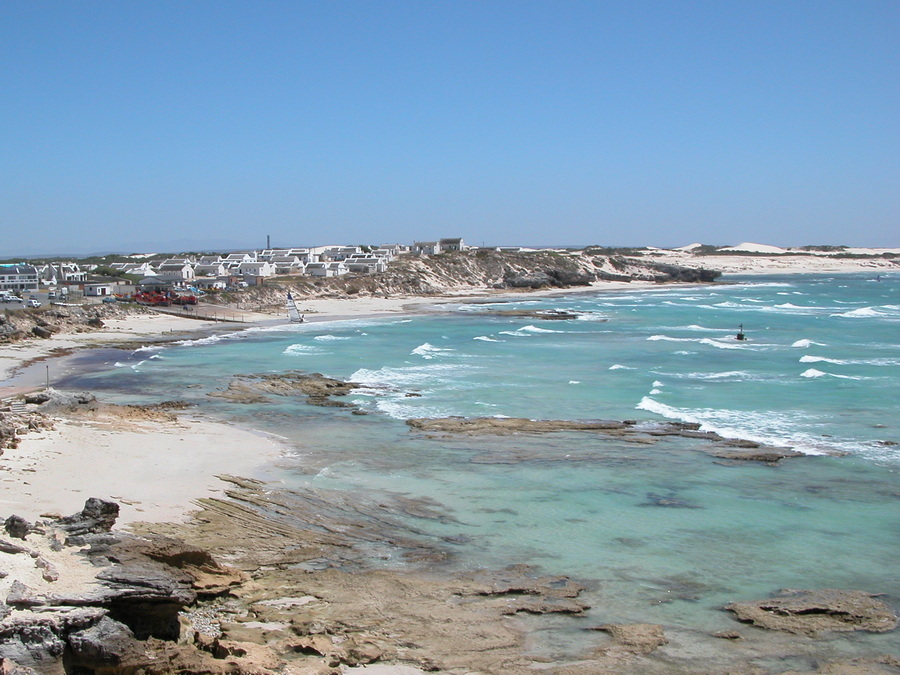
[0,414,284,526]
[645,250,898,276]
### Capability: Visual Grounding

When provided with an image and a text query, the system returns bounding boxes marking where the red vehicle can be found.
[133,291,171,306]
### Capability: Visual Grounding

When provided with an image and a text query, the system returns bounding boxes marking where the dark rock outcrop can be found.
[56,498,119,539]
[0,499,246,672]
[2,518,28,541]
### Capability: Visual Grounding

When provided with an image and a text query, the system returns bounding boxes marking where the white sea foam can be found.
[649,389,662,395]
[647,335,696,342]
[411,342,455,358]
[684,370,756,380]
[800,355,846,365]
[652,381,665,387]
[791,338,826,348]
[699,338,745,350]
[133,345,164,354]
[520,324,564,333]
[609,364,634,370]
[831,306,884,318]
[800,368,866,380]
[498,324,566,337]
[636,396,830,455]
[174,334,229,347]
[314,335,352,342]
[569,380,580,385]
[351,363,477,389]
[474,336,501,342]
[283,344,324,356]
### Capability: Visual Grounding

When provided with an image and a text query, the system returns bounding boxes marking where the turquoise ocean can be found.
[57,272,899,659]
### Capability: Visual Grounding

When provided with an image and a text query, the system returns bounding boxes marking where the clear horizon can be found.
[2,1,898,255]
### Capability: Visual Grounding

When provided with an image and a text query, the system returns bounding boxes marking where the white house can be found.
[320,246,362,261]
[194,277,228,290]
[439,238,466,252]
[236,261,276,277]
[306,261,348,277]
[83,283,115,297]
[345,257,387,274]
[223,252,257,268]
[413,241,441,255]
[270,256,305,275]
[156,259,196,283]
[0,264,40,293]
[110,261,157,277]
[194,262,228,277]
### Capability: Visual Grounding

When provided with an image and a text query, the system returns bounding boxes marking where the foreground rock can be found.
[0,499,246,673]
[725,589,899,636]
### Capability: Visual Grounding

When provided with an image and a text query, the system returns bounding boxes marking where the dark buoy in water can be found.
[736,323,747,341]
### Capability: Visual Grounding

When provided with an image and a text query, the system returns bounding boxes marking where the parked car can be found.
[25,299,41,308]
[101,296,117,303]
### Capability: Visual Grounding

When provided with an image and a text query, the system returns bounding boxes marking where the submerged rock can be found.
[725,589,899,636]
[209,371,361,408]
[407,416,628,435]
[593,623,669,654]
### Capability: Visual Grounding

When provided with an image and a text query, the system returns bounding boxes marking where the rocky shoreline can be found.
[2,394,898,673]
[3,483,898,674]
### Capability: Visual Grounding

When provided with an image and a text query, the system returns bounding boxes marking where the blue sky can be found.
[2,1,898,255]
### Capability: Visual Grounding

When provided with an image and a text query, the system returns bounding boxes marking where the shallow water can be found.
[56,272,900,653]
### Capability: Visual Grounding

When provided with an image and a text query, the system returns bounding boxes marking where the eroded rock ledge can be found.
[725,589,899,636]
[0,499,244,673]
[406,416,806,463]
[208,371,360,408]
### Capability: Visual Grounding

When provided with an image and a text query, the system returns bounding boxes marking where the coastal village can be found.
[2,240,898,307]
[0,238,470,303]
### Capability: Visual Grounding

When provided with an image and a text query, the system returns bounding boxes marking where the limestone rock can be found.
[29,326,53,339]
[594,623,669,654]
[406,416,627,435]
[725,589,898,636]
